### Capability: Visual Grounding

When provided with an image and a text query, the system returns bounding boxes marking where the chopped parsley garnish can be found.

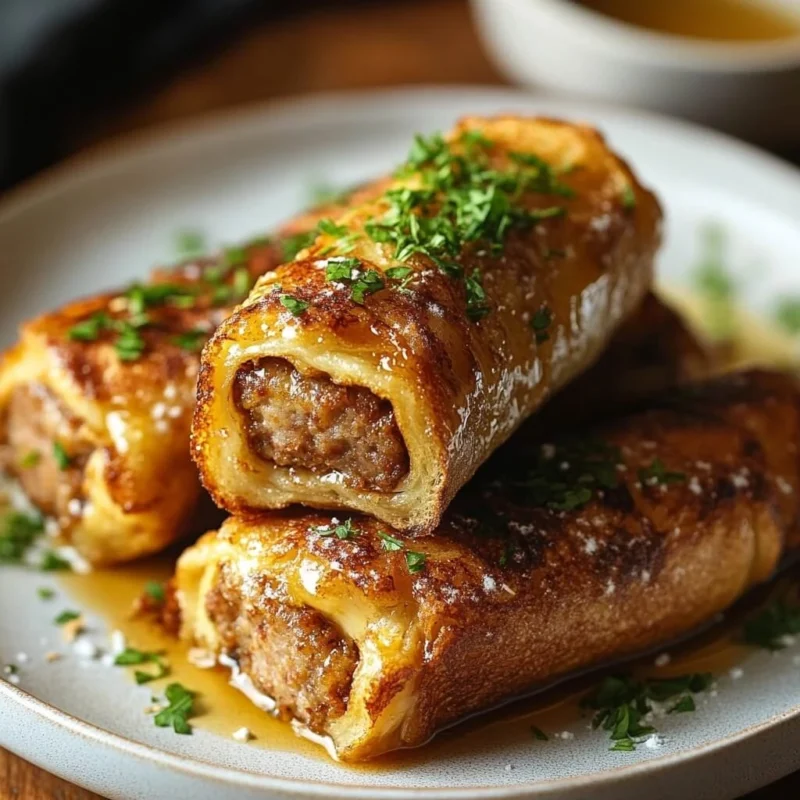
[405,550,427,573]
[175,229,206,259]
[0,511,44,564]
[310,183,348,206]
[323,257,384,304]
[378,531,427,574]
[279,294,309,316]
[54,610,81,625]
[465,273,490,321]
[20,450,41,468]
[313,518,358,540]
[37,587,55,600]
[115,646,170,685]
[325,257,360,282]
[581,673,711,751]
[351,270,384,305]
[638,458,685,487]
[69,312,110,342]
[774,298,800,335]
[513,438,623,512]
[154,683,196,734]
[378,531,404,551]
[669,695,696,714]
[742,594,800,650]
[530,306,553,343]
[4,664,18,676]
[171,329,208,352]
[318,219,350,238]
[362,129,571,322]
[531,725,549,741]
[692,224,735,340]
[114,322,147,361]
[144,581,166,604]
[621,184,636,210]
[40,551,71,572]
[222,246,246,268]
[282,230,316,261]
[52,441,71,471]
[125,284,195,316]
[232,267,252,299]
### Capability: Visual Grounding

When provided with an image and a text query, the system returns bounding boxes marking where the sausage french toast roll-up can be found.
[193,116,663,532]
[0,222,332,566]
[175,370,799,761]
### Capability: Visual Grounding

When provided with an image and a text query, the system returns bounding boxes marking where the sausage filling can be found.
[205,563,358,733]
[0,384,90,525]
[233,357,409,492]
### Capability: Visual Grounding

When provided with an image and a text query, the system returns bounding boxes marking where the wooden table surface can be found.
[1,1,799,797]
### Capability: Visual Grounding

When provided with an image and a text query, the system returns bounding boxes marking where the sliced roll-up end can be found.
[0,235,295,565]
[192,116,663,533]
[176,370,799,761]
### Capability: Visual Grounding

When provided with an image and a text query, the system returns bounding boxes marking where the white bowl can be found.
[471,0,800,144]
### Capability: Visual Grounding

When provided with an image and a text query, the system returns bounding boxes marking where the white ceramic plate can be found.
[2,87,800,800]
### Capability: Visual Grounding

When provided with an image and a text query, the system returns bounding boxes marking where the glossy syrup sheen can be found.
[56,292,799,766]
[577,0,800,41]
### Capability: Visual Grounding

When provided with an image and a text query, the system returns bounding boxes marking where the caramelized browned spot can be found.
[233,357,409,492]
[1,384,91,521]
[206,564,358,732]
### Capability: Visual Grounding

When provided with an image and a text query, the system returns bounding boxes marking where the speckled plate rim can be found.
[3,86,800,799]
[4,676,800,799]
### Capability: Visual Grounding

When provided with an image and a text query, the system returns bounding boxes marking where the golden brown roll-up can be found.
[175,369,799,761]
[0,201,346,565]
[192,116,663,533]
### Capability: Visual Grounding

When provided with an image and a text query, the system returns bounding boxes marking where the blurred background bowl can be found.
[470,0,800,144]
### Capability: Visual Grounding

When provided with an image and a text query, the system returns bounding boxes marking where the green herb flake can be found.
[638,458,686,487]
[531,725,549,741]
[37,587,55,600]
[114,322,146,362]
[514,438,623,513]
[40,551,71,572]
[115,646,170,685]
[175,229,206,259]
[279,294,309,316]
[145,581,166,604]
[232,267,252,299]
[531,306,553,344]
[282,231,317,261]
[621,184,636,210]
[68,312,110,342]
[318,219,350,238]
[774,298,800,335]
[378,531,405,552]
[351,270,384,305]
[154,683,196,735]
[742,595,800,650]
[0,511,45,564]
[581,672,711,751]
[52,442,71,471]
[405,550,427,573]
[3,664,18,676]
[325,257,360,282]
[54,610,81,625]
[313,519,358,540]
[171,329,208,352]
[222,246,247,268]
[668,695,696,714]
[20,450,41,469]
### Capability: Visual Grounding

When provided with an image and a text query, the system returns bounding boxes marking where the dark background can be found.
[1,1,799,798]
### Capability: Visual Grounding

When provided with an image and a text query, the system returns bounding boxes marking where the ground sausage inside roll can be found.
[233,357,409,492]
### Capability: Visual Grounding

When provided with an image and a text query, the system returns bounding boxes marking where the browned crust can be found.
[178,369,800,760]
[0,195,356,563]
[192,116,663,532]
